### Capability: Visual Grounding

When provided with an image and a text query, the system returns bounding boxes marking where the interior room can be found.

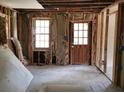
[0,0,124,92]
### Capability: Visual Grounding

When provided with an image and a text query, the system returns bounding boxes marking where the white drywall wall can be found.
[0,46,33,92]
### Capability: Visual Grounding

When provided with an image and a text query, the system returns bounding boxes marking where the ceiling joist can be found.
[37,0,116,12]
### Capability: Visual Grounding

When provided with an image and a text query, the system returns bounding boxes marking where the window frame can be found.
[73,22,89,45]
[32,18,50,51]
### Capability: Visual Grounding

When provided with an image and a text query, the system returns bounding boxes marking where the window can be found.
[34,20,49,48]
[73,23,88,45]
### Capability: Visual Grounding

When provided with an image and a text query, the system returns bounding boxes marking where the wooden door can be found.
[70,22,91,64]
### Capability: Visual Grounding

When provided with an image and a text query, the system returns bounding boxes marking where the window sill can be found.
[33,48,49,51]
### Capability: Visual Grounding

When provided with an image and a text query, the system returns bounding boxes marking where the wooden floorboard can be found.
[26,65,122,92]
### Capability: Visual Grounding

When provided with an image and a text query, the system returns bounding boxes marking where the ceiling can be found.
[37,0,116,12]
[0,0,44,9]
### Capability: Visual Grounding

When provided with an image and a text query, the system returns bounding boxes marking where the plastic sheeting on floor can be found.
[0,46,33,92]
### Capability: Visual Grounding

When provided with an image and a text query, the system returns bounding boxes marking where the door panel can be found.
[70,22,90,64]
[72,46,79,64]
[82,46,89,64]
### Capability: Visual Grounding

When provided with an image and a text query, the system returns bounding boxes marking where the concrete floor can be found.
[26,65,122,92]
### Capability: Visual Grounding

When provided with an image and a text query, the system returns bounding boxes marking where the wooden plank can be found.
[109,4,118,14]
[29,16,33,64]
[104,10,109,72]
[16,9,101,13]
[96,14,102,67]
[99,12,104,69]
[114,3,123,86]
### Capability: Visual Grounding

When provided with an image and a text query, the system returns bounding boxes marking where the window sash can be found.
[73,23,88,45]
[34,20,50,48]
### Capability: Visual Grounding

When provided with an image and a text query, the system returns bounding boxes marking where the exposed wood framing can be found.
[0,5,14,42]
[95,2,124,88]
[114,3,122,86]
[104,9,109,73]
[37,0,115,12]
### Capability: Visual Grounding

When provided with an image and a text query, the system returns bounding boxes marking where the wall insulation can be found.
[18,11,96,65]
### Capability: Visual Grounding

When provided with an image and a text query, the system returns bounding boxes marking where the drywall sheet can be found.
[0,46,33,92]
[106,13,116,81]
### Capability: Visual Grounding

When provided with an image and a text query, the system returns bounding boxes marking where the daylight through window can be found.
[35,20,49,48]
[73,23,88,45]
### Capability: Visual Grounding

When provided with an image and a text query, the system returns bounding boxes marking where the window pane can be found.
[84,31,88,37]
[35,20,50,48]
[35,41,40,48]
[79,31,83,37]
[79,38,83,45]
[79,23,83,30]
[40,35,45,41]
[40,41,45,48]
[45,20,49,27]
[83,38,88,45]
[84,23,88,30]
[40,21,44,27]
[36,20,40,27]
[74,23,78,30]
[44,28,49,33]
[74,38,78,45]
[45,42,49,48]
[40,28,44,33]
[35,35,40,41]
[74,31,78,37]
[35,27,40,33]
[44,35,49,41]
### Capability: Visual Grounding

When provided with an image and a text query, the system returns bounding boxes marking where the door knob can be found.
[71,46,74,48]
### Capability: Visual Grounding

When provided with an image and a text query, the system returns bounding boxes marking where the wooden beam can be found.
[39,2,113,5]
[42,5,108,8]
[37,0,115,3]
[16,8,101,13]
[36,0,115,12]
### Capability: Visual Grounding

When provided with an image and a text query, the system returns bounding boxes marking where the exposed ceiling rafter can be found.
[36,0,116,12]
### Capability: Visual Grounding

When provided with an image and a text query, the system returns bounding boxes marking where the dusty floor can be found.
[26,65,122,92]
